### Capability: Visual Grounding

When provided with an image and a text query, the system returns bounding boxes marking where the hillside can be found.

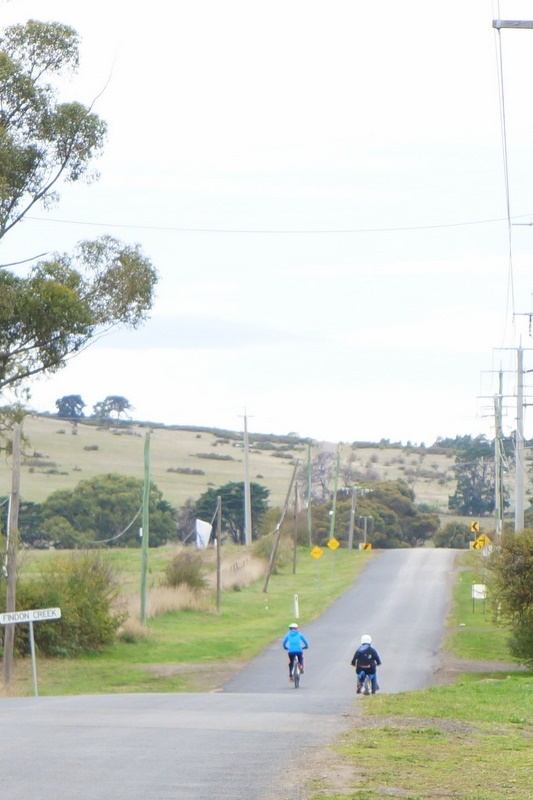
[0,414,460,513]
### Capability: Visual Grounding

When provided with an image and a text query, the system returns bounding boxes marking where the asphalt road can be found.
[0,548,458,799]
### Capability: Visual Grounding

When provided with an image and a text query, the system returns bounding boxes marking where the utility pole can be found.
[494,369,504,538]
[292,481,300,574]
[306,442,312,546]
[3,424,21,687]
[242,410,252,546]
[347,486,357,550]
[328,447,340,540]
[492,17,533,530]
[262,461,299,593]
[515,347,525,532]
[140,432,151,623]
[216,496,222,614]
[359,515,373,546]
[496,346,533,533]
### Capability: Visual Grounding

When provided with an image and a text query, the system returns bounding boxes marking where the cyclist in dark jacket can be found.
[350,634,382,694]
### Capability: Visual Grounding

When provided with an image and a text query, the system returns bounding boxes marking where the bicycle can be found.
[362,673,372,695]
[291,657,301,688]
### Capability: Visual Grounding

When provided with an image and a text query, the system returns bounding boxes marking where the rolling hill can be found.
[0,414,460,514]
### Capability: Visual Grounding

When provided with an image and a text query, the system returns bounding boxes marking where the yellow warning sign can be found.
[327,538,340,551]
[310,545,324,560]
[470,521,480,533]
[359,542,372,550]
[473,533,491,549]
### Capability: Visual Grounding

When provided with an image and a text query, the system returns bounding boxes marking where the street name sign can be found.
[0,607,61,697]
[0,607,61,625]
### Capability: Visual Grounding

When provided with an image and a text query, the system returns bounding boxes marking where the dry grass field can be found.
[0,414,463,514]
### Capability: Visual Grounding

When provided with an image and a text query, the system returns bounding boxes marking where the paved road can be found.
[0,549,458,799]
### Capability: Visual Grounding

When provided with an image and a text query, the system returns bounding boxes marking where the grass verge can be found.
[308,550,533,800]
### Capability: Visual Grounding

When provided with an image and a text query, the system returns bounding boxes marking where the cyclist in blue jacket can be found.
[282,622,309,681]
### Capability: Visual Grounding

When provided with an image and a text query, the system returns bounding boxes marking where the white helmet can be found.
[289,622,299,629]
[361,634,372,644]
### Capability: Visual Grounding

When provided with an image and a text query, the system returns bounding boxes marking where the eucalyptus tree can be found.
[0,20,158,399]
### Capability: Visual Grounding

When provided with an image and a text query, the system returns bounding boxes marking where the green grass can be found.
[309,550,533,800]
[8,544,373,696]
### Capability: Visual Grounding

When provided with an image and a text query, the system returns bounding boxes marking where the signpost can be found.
[0,607,61,696]
[471,584,487,614]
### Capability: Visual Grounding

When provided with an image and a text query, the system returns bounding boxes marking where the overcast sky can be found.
[3,0,533,444]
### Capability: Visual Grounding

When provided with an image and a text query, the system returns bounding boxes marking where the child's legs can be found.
[288,652,296,674]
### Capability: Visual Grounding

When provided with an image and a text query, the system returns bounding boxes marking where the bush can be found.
[488,528,533,666]
[164,550,209,591]
[6,551,126,657]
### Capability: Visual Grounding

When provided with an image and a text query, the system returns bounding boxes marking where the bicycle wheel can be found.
[293,660,300,689]
[363,675,372,695]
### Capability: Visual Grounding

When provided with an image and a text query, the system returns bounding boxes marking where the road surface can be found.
[0,549,458,799]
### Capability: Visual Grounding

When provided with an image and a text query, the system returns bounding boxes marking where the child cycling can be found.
[282,622,309,681]
[350,634,382,694]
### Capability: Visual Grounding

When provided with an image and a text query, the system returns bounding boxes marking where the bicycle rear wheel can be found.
[293,660,300,689]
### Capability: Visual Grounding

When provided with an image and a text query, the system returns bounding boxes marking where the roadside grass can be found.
[4,545,373,697]
[309,550,533,800]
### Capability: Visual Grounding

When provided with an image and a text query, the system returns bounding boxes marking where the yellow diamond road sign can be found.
[475,534,491,548]
[327,538,340,550]
[310,545,324,560]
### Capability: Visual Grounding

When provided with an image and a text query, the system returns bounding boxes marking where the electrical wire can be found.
[24,211,533,236]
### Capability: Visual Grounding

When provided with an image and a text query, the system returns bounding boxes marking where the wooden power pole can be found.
[3,424,21,687]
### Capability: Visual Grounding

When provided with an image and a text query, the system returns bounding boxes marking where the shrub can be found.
[7,551,126,657]
[164,550,209,591]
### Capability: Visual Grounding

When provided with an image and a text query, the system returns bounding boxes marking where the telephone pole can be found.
[515,347,525,532]
[493,370,505,538]
[328,447,340,540]
[3,424,21,687]
[242,410,252,546]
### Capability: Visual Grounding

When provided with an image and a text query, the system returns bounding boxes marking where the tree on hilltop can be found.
[93,395,133,424]
[56,394,85,419]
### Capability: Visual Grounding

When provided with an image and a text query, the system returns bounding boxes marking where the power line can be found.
[24,212,533,236]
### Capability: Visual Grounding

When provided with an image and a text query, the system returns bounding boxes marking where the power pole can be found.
[140,432,151,623]
[492,17,533,530]
[306,442,312,546]
[495,346,533,533]
[515,347,525,532]
[494,370,504,538]
[262,461,299,593]
[359,515,373,546]
[3,423,21,687]
[328,447,340,540]
[242,411,252,546]
[216,496,222,614]
[347,486,357,550]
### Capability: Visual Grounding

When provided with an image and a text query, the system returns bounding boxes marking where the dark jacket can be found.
[350,643,382,673]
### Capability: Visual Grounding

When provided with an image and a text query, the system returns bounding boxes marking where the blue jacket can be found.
[282,629,309,653]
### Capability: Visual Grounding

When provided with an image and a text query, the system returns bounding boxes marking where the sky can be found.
[2,0,533,445]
